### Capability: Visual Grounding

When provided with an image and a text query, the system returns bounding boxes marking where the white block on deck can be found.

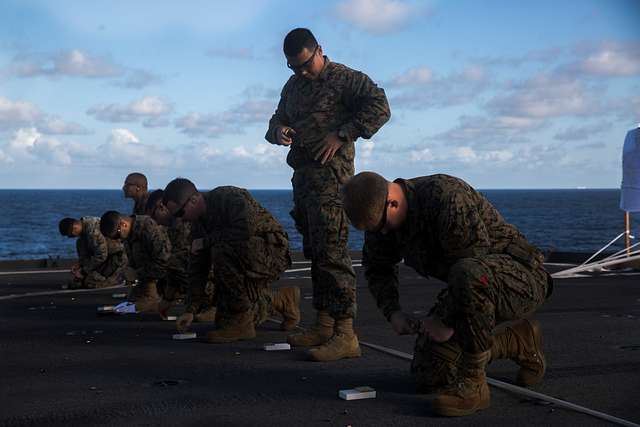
[339,386,376,400]
[264,343,291,351]
[172,333,197,340]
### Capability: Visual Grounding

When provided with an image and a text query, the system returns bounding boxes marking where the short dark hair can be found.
[100,211,122,239]
[163,178,197,206]
[126,172,148,189]
[58,217,76,236]
[283,28,318,57]
[145,189,164,214]
[342,172,388,230]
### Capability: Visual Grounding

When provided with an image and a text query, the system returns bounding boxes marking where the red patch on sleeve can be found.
[479,275,489,286]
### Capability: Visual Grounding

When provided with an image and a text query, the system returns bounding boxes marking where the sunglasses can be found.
[287,45,318,73]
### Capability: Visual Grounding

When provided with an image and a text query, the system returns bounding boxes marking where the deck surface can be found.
[1,254,639,426]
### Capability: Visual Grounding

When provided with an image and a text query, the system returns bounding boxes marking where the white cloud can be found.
[487,74,604,119]
[0,97,42,125]
[452,146,514,164]
[389,64,490,109]
[410,147,434,162]
[176,88,276,138]
[114,69,164,89]
[0,127,84,166]
[7,49,121,78]
[38,116,90,135]
[335,0,413,34]
[566,41,640,77]
[97,128,176,168]
[433,114,544,148]
[87,96,173,127]
[388,66,433,87]
[4,49,161,89]
[553,122,612,141]
[0,97,90,135]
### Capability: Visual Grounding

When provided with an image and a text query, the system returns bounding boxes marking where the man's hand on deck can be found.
[176,313,194,333]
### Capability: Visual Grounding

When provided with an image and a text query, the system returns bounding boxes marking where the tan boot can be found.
[194,306,217,323]
[287,310,334,347]
[431,351,491,417]
[270,287,301,331]
[490,319,546,386]
[307,318,362,362]
[205,311,256,343]
[134,280,161,313]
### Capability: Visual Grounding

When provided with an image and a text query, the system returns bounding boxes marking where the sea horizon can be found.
[0,188,637,261]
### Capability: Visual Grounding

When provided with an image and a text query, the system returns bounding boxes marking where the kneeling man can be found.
[163,178,300,343]
[99,210,171,312]
[342,172,553,417]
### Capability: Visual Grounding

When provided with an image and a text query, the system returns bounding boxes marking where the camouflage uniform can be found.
[123,215,171,284]
[362,175,553,390]
[266,57,390,319]
[132,191,150,216]
[158,219,192,301]
[186,187,291,325]
[74,216,127,288]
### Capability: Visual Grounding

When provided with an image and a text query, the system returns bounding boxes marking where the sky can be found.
[0,0,638,189]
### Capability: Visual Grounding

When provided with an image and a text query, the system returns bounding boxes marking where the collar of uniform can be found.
[316,56,332,81]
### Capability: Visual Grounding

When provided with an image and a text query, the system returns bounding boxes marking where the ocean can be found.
[0,189,637,260]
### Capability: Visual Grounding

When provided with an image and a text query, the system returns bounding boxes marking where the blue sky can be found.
[0,0,638,189]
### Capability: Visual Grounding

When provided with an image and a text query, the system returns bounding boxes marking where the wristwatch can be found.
[337,129,349,142]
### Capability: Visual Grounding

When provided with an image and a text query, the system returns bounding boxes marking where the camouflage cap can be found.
[342,171,388,230]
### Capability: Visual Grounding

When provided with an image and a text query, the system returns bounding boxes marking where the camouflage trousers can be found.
[291,166,357,319]
[412,254,550,391]
[213,236,290,326]
[73,252,126,289]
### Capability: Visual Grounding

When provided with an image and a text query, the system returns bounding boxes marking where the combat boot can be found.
[287,310,334,347]
[307,318,362,362]
[431,350,491,417]
[134,280,161,313]
[270,287,301,330]
[194,306,217,323]
[490,319,546,386]
[205,311,256,343]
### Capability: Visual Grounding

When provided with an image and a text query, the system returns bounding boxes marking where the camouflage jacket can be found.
[124,215,171,282]
[266,57,390,183]
[132,191,150,215]
[76,216,125,272]
[187,186,290,313]
[363,175,544,320]
[166,219,192,272]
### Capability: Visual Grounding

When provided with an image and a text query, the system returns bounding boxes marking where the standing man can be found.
[342,172,552,417]
[163,178,300,343]
[99,210,171,313]
[58,216,127,289]
[265,28,390,361]
[122,172,150,215]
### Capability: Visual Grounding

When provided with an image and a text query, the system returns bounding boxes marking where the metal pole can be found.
[625,212,631,256]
